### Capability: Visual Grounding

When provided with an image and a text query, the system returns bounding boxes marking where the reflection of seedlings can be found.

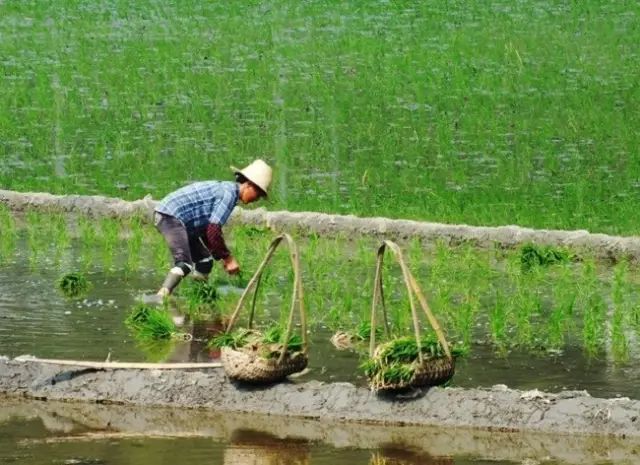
[125,304,177,341]
[58,272,90,298]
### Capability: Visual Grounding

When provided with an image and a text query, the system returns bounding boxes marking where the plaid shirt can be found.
[155,181,239,229]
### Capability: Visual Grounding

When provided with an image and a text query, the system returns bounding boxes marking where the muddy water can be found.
[1,245,640,399]
[0,399,616,465]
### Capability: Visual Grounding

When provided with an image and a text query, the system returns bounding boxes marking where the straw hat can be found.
[231,159,273,196]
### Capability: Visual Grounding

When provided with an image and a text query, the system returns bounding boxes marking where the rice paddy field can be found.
[1,1,639,234]
[2,207,640,398]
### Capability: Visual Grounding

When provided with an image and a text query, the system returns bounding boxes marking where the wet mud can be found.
[2,189,640,262]
[2,356,640,446]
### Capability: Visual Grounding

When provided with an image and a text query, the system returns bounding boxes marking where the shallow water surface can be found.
[1,251,640,399]
[0,399,620,465]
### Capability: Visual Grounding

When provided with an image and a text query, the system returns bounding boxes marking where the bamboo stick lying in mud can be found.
[13,356,222,370]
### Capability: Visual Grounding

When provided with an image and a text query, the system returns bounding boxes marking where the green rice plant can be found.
[520,243,571,272]
[611,261,630,362]
[49,214,70,269]
[489,290,508,351]
[77,216,98,272]
[361,334,466,387]
[25,210,47,268]
[58,272,90,298]
[546,266,577,350]
[579,260,607,357]
[176,280,219,320]
[0,206,17,263]
[125,218,144,274]
[125,303,177,341]
[209,324,303,359]
[98,218,120,273]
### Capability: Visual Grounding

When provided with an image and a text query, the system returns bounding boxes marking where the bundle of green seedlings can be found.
[125,303,178,341]
[360,334,467,386]
[57,272,90,298]
[331,321,384,350]
[520,243,571,271]
[209,325,303,360]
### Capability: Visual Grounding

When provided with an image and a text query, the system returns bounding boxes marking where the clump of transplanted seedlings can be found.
[125,303,178,341]
[58,272,91,298]
[176,279,219,319]
[520,243,571,271]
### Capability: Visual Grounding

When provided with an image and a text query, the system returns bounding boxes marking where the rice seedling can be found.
[546,265,577,350]
[611,261,630,362]
[125,218,144,274]
[489,290,508,353]
[49,214,70,269]
[125,303,177,341]
[97,218,121,273]
[361,334,466,389]
[58,272,90,298]
[175,280,219,320]
[0,206,17,263]
[209,324,303,360]
[520,243,571,272]
[579,260,607,357]
[77,216,98,272]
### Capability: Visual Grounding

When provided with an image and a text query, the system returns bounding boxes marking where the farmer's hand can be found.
[223,256,240,275]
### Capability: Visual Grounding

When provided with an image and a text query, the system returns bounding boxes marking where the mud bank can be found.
[3,398,639,465]
[2,189,640,261]
[2,356,640,443]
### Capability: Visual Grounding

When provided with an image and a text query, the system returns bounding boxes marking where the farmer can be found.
[154,159,272,297]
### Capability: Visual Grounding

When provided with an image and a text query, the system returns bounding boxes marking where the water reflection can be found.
[370,447,453,465]
[223,430,310,465]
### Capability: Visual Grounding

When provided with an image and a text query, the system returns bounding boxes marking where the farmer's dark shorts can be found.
[154,212,211,267]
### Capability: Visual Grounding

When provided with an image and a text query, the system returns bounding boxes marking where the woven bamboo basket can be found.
[220,234,309,384]
[366,240,455,393]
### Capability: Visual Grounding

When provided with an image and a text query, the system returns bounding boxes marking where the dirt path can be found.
[2,356,640,445]
[2,189,640,261]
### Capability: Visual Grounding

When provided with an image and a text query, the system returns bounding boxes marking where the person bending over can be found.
[154,159,272,297]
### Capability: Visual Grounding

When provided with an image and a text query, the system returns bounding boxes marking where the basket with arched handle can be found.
[366,240,454,392]
[220,234,308,384]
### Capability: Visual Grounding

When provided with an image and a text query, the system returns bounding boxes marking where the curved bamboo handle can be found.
[368,240,451,360]
[225,234,308,361]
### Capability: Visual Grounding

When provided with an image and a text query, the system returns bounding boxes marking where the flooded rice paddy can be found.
[1,223,640,399]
